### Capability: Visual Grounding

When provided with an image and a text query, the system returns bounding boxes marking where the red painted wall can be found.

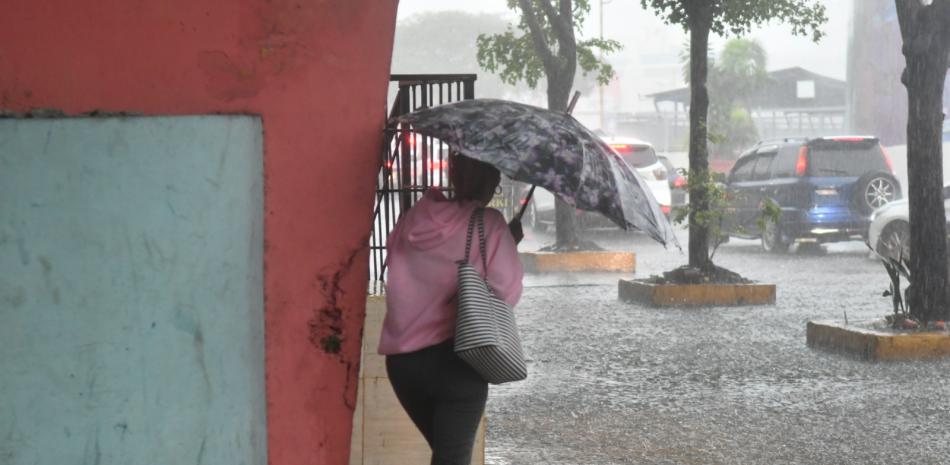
[0,1,399,464]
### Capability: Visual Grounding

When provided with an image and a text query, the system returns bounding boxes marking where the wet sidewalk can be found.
[487,228,950,464]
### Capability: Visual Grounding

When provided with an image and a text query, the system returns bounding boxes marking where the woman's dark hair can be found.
[449,153,501,203]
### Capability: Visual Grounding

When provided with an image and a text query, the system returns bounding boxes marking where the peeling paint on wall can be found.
[309,244,365,355]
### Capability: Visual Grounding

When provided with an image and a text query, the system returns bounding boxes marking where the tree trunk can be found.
[903,53,950,323]
[548,61,581,248]
[687,5,713,271]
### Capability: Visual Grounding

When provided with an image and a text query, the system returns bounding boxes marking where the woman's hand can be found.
[508,218,524,244]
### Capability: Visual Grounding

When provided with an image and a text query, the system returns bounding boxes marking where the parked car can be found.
[868,185,950,261]
[604,137,673,214]
[658,155,687,206]
[522,137,672,231]
[722,136,901,252]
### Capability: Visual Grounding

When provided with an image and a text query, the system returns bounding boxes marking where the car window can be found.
[730,155,756,182]
[752,152,776,181]
[612,144,658,168]
[807,140,889,176]
[771,146,800,178]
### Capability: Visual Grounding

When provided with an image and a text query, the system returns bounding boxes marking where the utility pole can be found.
[598,0,606,130]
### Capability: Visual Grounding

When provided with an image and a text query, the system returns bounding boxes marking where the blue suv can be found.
[723,136,900,252]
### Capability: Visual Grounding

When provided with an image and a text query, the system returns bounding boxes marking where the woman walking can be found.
[378,153,524,465]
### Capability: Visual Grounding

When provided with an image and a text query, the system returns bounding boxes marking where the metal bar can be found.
[372,75,478,282]
[391,73,477,83]
[463,78,475,100]
[399,85,413,214]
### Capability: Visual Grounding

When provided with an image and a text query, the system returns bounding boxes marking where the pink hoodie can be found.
[378,188,524,355]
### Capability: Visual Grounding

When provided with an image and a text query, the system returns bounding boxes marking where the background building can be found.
[847,0,906,145]
[638,67,847,153]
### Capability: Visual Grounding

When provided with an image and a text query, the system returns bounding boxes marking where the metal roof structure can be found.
[648,67,846,110]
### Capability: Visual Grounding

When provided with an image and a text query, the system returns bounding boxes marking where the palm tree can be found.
[683,38,769,159]
[710,38,768,159]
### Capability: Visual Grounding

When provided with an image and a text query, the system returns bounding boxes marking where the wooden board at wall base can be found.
[519,251,635,273]
[350,295,485,465]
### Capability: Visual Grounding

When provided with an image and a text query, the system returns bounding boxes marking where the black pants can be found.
[386,339,488,465]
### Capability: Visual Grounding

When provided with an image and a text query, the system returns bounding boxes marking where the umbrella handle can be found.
[514,185,536,222]
[566,91,581,114]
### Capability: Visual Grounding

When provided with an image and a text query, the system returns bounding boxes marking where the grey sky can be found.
[397,1,849,73]
[395,0,852,124]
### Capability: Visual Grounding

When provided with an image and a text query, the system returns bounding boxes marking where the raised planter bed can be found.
[519,251,635,273]
[618,279,775,307]
[807,319,950,361]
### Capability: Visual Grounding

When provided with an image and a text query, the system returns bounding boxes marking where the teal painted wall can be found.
[0,116,266,464]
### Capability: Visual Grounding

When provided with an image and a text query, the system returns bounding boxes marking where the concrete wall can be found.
[0,116,265,464]
[0,2,400,464]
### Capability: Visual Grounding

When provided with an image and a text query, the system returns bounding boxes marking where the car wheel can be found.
[876,220,910,261]
[761,218,790,253]
[853,171,900,215]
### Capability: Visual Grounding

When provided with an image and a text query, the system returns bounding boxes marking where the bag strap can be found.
[459,208,489,273]
[460,208,479,264]
[476,208,488,272]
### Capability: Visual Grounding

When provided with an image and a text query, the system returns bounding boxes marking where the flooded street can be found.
[487,228,950,465]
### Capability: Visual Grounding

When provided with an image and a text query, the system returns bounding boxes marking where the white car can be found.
[603,137,673,213]
[522,137,673,230]
[868,186,950,260]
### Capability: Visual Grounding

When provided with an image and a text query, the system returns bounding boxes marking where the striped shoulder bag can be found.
[454,208,527,384]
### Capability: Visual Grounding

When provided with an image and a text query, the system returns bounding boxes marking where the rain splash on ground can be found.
[485,228,950,465]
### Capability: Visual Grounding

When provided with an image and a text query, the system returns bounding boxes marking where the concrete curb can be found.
[806,320,950,360]
[618,279,776,307]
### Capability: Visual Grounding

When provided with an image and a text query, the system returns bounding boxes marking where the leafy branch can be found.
[671,169,779,262]
[477,0,622,91]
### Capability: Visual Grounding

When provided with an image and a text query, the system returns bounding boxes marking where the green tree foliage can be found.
[393,11,604,105]
[640,0,825,271]
[643,1,826,40]
[682,38,769,158]
[392,11,524,99]
[476,0,621,249]
[711,38,768,158]
[476,0,621,93]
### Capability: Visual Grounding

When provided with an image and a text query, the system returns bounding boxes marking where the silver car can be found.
[867,186,950,260]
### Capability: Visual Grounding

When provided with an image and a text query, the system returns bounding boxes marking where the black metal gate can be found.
[368,74,476,285]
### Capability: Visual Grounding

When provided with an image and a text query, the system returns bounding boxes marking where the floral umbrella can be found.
[390,98,679,248]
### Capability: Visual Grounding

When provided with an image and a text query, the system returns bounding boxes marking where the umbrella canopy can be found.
[390,98,679,248]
